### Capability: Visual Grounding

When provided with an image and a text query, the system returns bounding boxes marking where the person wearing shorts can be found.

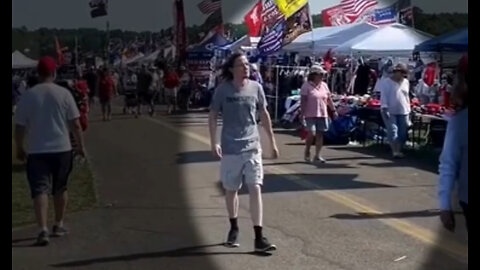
[380,63,411,158]
[14,57,86,246]
[209,52,279,253]
[98,68,117,121]
[164,67,180,115]
[300,64,337,163]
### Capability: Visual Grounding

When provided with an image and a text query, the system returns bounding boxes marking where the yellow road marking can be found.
[144,116,468,260]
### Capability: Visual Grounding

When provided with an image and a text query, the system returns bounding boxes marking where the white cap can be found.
[310,64,327,75]
[251,63,258,71]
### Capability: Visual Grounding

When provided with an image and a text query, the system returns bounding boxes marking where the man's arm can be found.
[208,110,218,148]
[69,118,86,156]
[438,119,461,211]
[208,87,223,158]
[259,107,279,159]
[380,82,390,117]
[65,92,84,155]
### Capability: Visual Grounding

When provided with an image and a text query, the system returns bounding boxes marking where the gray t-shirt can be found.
[210,80,267,155]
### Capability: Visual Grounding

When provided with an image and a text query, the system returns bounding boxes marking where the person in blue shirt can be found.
[438,54,468,232]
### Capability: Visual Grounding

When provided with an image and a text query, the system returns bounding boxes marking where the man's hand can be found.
[211,144,222,159]
[271,144,280,159]
[76,146,87,158]
[16,147,26,162]
[440,210,455,232]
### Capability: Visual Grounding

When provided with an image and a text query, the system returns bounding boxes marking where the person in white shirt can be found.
[373,65,393,97]
[14,57,86,246]
[415,78,430,104]
[380,63,411,158]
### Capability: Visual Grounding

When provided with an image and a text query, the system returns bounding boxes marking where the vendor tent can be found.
[123,53,145,65]
[140,50,161,63]
[12,50,37,69]
[282,23,378,54]
[335,24,431,57]
[219,36,258,51]
[415,28,468,52]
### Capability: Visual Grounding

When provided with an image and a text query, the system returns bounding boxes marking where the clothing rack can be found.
[271,65,310,122]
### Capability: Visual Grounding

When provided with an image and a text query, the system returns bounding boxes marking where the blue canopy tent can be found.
[415,28,468,52]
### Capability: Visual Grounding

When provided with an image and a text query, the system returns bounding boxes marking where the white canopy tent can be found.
[12,50,37,69]
[334,24,432,57]
[123,53,145,66]
[140,50,161,63]
[282,23,378,55]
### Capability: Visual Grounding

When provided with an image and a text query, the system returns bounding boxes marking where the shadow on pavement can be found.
[11,237,37,248]
[330,209,464,220]
[177,151,219,164]
[237,173,395,195]
[332,145,439,174]
[264,161,359,169]
[50,243,271,268]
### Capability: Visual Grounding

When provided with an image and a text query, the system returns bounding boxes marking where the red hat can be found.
[37,56,57,76]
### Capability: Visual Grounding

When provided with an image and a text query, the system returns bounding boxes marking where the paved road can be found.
[12,105,468,270]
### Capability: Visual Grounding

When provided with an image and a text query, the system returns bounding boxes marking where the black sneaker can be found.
[224,229,240,248]
[35,231,50,246]
[254,237,277,252]
[52,225,68,237]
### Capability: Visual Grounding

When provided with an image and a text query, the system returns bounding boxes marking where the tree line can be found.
[12,11,467,59]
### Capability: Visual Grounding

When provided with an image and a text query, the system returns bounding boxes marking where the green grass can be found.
[12,127,97,228]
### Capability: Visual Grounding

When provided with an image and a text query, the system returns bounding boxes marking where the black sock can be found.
[229,218,238,231]
[254,226,263,239]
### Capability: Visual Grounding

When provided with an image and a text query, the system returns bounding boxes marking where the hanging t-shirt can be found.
[423,63,437,87]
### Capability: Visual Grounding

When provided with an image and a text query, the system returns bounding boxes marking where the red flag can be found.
[54,36,65,66]
[321,5,344,26]
[244,1,263,37]
[174,0,187,63]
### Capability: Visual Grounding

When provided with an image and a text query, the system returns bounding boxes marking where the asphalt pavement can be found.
[12,104,468,270]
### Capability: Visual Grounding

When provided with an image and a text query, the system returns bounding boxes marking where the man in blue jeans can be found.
[379,63,411,158]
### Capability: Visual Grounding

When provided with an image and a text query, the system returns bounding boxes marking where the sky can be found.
[12,0,467,31]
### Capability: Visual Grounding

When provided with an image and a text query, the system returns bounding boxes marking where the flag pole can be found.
[411,6,415,29]
[75,35,79,78]
[106,20,110,68]
[307,2,315,59]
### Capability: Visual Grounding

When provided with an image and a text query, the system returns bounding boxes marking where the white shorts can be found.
[220,150,263,191]
[165,87,177,98]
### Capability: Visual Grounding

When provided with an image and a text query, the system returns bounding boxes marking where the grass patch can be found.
[12,127,97,228]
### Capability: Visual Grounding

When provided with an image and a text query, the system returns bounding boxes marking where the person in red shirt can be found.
[75,80,90,131]
[163,66,180,115]
[98,68,117,121]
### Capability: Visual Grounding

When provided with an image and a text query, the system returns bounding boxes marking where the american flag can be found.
[262,0,284,32]
[340,0,377,18]
[197,0,221,15]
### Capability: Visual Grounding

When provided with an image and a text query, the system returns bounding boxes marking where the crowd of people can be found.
[12,51,468,252]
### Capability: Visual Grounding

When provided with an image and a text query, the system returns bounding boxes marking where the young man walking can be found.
[208,52,279,252]
[14,56,86,246]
